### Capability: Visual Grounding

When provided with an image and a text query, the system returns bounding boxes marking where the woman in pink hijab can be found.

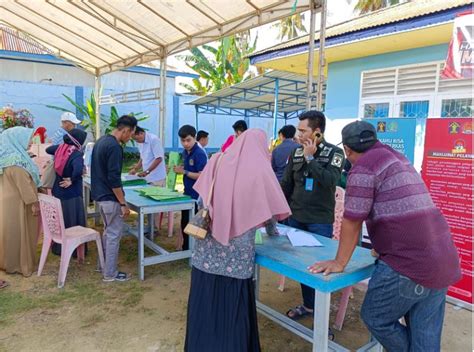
[185,129,291,352]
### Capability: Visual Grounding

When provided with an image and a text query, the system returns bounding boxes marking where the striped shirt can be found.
[344,141,461,289]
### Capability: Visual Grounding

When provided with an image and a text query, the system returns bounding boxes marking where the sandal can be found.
[286,305,313,320]
[0,280,9,289]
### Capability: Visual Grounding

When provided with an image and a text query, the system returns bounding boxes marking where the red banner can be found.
[421,118,473,306]
[441,10,473,79]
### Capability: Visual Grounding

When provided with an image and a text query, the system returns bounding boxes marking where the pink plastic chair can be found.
[332,186,369,331]
[37,194,105,288]
[332,186,345,240]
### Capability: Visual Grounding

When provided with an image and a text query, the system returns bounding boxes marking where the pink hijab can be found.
[194,129,291,245]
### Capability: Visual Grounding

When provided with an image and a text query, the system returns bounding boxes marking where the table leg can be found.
[188,206,195,266]
[314,291,331,352]
[149,214,155,242]
[138,211,145,280]
[93,200,99,226]
[254,264,261,300]
[83,185,89,217]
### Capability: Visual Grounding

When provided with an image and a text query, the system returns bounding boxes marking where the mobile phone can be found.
[312,131,322,143]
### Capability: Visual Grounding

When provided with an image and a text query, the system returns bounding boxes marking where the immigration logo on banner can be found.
[365,118,417,164]
[441,10,473,79]
[421,118,473,307]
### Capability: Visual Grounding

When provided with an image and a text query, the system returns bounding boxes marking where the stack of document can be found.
[121,174,147,186]
[135,186,191,202]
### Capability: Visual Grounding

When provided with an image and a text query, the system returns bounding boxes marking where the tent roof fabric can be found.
[187,70,320,119]
[0,0,312,75]
[249,0,471,60]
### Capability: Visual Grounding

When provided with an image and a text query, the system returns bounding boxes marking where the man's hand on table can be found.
[308,259,345,276]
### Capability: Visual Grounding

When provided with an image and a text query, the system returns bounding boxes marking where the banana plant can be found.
[104,106,149,135]
[178,33,258,95]
[354,0,400,14]
[273,13,307,41]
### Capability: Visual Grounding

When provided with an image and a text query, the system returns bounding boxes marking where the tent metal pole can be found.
[195,105,199,131]
[159,57,167,142]
[305,0,317,111]
[316,0,327,111]
[272,78,279,139]
[94,74,101,140]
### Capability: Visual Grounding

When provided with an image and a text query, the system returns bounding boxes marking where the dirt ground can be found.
[0,215,472,352]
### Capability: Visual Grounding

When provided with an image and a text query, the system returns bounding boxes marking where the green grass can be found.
[0,275,151,327]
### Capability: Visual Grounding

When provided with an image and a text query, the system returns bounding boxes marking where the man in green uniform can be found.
[281,110,344,319]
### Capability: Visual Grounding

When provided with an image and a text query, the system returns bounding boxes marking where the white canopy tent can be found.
[0,0,327,141]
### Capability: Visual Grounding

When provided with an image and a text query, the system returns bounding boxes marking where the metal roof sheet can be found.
[250,0,471,59]
[187,70,318,113]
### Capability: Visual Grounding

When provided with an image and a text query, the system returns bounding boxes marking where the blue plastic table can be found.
[124,189,195,280]
[83,177,195,280]
[255,228,379,352]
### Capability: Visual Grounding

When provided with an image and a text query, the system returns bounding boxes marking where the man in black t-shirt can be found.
[91,115,137,282]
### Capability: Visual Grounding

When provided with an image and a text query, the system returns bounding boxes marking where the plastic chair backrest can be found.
[38,193,65,243]
[332,186,345,240]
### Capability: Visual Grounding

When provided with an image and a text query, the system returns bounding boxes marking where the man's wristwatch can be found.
[120,203,127,207]
[305,155,314,163]
[184,170,189,176]
[145,169,150,175]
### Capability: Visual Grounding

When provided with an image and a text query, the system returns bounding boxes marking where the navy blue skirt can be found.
[185,267,261,352]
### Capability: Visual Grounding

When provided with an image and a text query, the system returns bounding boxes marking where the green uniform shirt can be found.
[280,140,344,224]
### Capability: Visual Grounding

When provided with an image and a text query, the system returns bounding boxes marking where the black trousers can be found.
[180,203,199,251]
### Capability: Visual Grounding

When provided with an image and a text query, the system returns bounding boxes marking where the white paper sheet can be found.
[122,174,142,181]
[287,229,323,247]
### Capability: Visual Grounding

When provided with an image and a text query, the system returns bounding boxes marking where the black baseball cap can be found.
[341,120,377,152]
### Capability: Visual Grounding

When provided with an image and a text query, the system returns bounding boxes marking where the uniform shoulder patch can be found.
[294,147,304,157]
[320,146,333,157]
[331,153,344,168]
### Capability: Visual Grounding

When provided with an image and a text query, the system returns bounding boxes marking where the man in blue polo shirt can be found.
[173,125,207,250]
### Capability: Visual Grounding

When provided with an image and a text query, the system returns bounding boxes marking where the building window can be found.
[363,103,389,118]
[441,98,473,117]
[359,61,473,119]
[399,101,430,118]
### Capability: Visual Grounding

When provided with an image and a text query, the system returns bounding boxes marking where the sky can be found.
[169,0,359,93]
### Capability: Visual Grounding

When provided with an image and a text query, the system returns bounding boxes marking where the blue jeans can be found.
[287,217,333,310]
[361,261,447,352]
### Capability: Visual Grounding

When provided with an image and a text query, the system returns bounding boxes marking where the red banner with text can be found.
[421,118,473,305]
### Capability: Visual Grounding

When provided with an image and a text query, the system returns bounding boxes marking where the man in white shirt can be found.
[130,126,168,236]
[130,126,166,186]
[196,130,209,159]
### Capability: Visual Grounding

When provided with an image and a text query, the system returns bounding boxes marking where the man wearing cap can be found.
[52,112,82,145]
[309,120,461,351]
[280,110,345,319]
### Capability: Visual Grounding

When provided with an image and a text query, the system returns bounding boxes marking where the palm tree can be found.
[178,33,258,95]
[354,0,401,14]
[274,13,307,41]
